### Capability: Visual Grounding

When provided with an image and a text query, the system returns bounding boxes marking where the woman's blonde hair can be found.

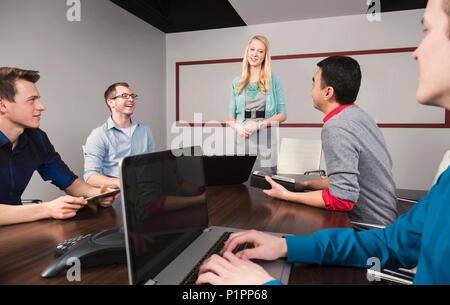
[236,35,272,95]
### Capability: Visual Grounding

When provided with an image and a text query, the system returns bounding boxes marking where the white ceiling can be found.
[228,0,369,25]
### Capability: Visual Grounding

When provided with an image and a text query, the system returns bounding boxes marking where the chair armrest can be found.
[21,199,43,204]
[351,221,385,231]
[304,170,326,177]
[396,197,418,204]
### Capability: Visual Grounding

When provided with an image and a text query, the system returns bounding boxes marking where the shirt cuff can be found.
[56,174,78,191]
[263,280,283,285]
[84,171,95,182]
[322,189,354,211]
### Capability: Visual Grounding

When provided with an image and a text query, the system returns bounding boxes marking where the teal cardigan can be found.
[229,72,287,123]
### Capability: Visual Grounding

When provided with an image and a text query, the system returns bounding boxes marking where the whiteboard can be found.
[177,50,445,126]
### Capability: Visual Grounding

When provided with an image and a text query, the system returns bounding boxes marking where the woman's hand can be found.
[234,123,252,138]
[244,121,259,134]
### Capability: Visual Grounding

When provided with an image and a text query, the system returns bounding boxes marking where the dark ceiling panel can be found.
[110,0,170,32]
[110,0,428,34]
[110,0,246,33]
[379,0,428,13]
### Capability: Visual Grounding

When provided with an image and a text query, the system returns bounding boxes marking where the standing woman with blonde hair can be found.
[228,35,287,170]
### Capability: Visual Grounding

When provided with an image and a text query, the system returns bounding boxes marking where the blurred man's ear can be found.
[0,98,7,113]
[106,99,114,110]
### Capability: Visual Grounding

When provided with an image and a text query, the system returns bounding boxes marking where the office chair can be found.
[396,150,450,205]
[350,221,386,231]
[431,150,450,187]
[21,199,42,204]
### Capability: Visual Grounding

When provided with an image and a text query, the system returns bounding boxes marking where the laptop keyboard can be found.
[180,231,254,285]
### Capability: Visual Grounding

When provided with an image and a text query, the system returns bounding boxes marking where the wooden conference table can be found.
[0,181,385,285]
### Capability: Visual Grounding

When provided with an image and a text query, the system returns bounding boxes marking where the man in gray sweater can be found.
[264,56,397,226]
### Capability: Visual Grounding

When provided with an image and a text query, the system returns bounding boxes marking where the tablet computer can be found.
[85,188,120,201]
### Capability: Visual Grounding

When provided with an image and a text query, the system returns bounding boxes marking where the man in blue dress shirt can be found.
[196,0,450,285]
[0,68,118,226]
[83,82,155,188]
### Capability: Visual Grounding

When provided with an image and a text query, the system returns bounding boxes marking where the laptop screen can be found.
[120,147,208,284]
[203,155,257,186]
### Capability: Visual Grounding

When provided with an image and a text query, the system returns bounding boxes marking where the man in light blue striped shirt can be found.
[84,82,155,188]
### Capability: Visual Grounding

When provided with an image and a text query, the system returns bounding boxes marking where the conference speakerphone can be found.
[40,227,126,278]
[250,171,295,192]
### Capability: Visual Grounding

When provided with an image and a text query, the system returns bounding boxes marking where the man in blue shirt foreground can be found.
[196,0,450,285]
[0,68,118,226]
[83,82,155,188]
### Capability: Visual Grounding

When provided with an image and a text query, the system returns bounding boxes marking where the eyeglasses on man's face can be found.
[111,93,138,100]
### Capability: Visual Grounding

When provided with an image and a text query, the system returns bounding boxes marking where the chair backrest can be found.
[431,150,450,187]
[277,138,323,175]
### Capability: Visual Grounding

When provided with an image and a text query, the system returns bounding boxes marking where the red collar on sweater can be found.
[323,103,355,123]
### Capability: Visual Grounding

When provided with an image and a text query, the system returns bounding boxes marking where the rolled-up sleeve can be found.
[83,129,106,181]
[321,125,360,203]
[273,75,287,115]
[36,130,77,190]
[322,188,355,211]
[229,77,240,119]
[147,127,155,153]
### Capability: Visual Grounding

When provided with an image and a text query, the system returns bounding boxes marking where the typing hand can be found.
[95,185,120,208]
[195,251,275,285]
[262,176,290,200]
[43,195,87,220]
[221,230,288,261]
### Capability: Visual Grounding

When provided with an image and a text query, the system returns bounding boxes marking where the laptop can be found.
[119,146,292,285]
[203,154,257,186]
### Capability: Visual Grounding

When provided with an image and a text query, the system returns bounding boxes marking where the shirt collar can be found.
[0,129,29,149]
[0,130,10,147]
[106,116,138,130]
[323,103,355,123]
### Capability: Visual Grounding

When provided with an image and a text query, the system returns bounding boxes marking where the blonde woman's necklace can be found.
[248,83,259,99]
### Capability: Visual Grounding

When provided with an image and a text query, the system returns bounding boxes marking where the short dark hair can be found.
[104,82,129,111]
[317,56,361,105]
[0,67,40,102]
[104,82,129,101]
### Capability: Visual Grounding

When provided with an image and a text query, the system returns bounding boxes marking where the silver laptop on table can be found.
[119,146,292,285]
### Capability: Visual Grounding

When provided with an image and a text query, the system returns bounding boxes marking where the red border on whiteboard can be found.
[175,47,450,128]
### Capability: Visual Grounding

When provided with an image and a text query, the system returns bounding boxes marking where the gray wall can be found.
[0,0,166,201]
[166,9,450,190]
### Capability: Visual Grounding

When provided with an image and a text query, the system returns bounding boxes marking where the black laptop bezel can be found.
[119,146,208,285]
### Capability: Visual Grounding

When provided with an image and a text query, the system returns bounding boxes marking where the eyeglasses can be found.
[111,93,138,100]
